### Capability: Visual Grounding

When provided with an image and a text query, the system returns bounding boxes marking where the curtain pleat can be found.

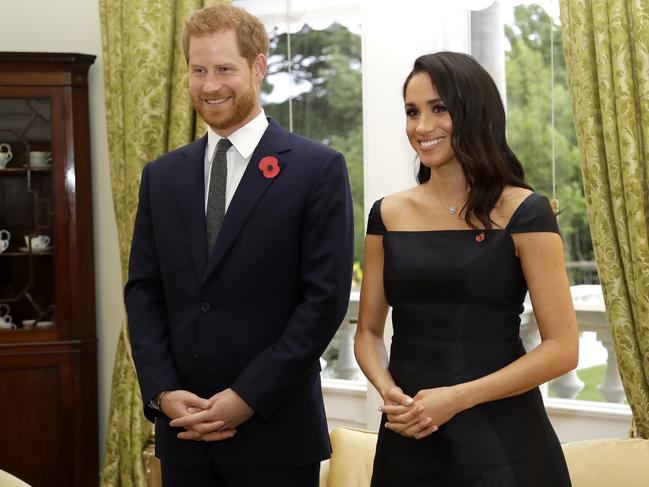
[560,0,649,437]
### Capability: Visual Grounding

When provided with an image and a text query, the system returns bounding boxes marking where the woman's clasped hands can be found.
[380,385,465,440]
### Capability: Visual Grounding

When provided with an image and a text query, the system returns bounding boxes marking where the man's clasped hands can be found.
[162,388,253,442]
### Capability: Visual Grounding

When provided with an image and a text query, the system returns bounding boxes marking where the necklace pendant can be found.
[448,206,457,215]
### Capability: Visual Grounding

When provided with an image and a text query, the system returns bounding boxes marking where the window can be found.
[234,1,630,436]
[235,0,365,381]
[471,0,622,406]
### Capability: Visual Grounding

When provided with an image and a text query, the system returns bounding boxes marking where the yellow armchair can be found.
[0,469,31,487]
[322,427,649,487]
[562,437,649,487]
[322,428,377,486]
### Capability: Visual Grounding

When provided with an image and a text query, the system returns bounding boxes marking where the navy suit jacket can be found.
[125,119,354,468]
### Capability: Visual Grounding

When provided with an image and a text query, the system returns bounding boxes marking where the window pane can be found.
[498,2,615,404]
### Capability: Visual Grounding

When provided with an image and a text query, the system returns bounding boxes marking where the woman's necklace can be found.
[428,193,467,215]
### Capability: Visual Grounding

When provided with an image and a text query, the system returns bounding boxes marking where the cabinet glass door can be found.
[0,98,56,332]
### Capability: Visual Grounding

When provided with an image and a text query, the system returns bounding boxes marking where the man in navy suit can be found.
[125,4,354,486]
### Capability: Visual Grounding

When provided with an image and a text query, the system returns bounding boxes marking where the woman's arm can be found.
[384,231,579,438]
[354,235,419,410]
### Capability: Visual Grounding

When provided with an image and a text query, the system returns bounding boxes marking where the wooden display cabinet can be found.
[0,53,98,487]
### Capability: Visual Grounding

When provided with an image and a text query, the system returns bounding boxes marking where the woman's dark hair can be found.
[403,51,532,229]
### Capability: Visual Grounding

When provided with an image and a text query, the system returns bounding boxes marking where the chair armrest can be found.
[562,438,649,487]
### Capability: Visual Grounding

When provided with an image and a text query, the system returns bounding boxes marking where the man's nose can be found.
[203,72,222,93]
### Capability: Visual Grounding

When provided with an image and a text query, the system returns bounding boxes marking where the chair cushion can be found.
[0,470,31,487]
[562,438,649,487]
[327,428,378,487]
[326,429,649,487]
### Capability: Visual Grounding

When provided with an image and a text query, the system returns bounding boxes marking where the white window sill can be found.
[322,377,367,397]
[543,397,631,419]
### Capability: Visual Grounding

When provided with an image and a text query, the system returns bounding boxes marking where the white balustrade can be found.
[324,286,626,404]
[521,299,585,399]
[330,292,364,381]
[521,285,626,403]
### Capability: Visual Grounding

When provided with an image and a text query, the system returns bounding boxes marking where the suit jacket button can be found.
[200,302,210,313]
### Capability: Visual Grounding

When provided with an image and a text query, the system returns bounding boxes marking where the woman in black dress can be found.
[354,52,578,486]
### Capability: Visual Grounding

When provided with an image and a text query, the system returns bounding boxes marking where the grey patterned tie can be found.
[206,138,232,253]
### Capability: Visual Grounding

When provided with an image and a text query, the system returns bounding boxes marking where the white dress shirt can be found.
[204,109,269,213]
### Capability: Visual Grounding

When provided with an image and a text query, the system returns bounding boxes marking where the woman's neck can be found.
[425,165,468,204]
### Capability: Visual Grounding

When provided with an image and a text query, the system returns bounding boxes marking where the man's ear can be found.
[253,53,268,83]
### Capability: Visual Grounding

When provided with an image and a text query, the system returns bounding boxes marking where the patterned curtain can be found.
[560,0,649,437]
[99,1,223,485]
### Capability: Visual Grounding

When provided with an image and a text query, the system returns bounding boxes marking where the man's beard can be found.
[192,81,258,131]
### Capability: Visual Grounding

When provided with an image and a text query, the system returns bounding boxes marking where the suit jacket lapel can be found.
[173,135,209,278]
[203,119,291,282]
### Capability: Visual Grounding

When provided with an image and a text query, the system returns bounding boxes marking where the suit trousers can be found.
[161,455,320,487]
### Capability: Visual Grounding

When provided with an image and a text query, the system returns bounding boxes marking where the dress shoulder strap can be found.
[367,198,387,235]
[507,193,560,234]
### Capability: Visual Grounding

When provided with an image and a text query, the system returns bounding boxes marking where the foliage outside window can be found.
[505,3,596,285]
[505,3,616,404]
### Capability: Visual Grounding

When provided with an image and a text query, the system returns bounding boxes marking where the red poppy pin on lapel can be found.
[259,156,280,179]
[475,232,485,242]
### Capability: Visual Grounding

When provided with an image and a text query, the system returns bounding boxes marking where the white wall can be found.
[362,2,470,208]
[0,0,124,465]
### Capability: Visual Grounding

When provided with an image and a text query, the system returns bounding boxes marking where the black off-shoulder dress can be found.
[367,193,572,487]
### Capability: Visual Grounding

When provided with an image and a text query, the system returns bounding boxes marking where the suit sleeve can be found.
[124,163,182,422]
[231,151,354,420]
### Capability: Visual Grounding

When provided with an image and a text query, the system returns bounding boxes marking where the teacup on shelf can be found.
[24,234,51,250]
[29,151,51,166]
[0,143,12,168]
[22,319,35,330]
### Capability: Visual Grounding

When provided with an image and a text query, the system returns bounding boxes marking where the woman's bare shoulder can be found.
[381,186,420,213]
[380,186,422,229]
[495,186,534,224]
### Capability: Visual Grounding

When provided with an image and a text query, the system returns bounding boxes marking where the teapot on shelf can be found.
[0,143,12,169]
[0,304,15,330]
[0,229,10,253]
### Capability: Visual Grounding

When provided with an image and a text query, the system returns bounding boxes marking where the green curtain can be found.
[99,1,223,485]
[560,0,649,437]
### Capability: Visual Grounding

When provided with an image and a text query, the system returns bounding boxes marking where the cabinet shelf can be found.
[0,251,53,256]
[0,166,52,173]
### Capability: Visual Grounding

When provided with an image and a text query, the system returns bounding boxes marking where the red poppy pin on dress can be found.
[259,156,280,179]
[475,232,485,242]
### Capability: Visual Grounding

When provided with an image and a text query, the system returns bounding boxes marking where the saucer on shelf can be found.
[18,246,54,253]
[21,319,55,329]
